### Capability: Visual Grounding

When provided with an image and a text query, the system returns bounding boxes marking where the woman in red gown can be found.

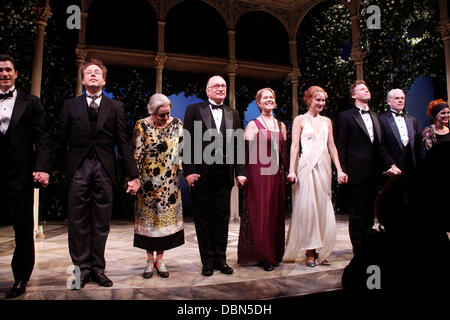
[237,88,287,271]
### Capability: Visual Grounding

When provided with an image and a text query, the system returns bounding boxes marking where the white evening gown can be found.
[283,115,336,264]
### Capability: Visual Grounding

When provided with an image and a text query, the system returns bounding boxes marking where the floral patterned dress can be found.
[133,117,184,251]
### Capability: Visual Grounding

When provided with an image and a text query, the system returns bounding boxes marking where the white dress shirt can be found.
[390,109,409,146]
[356,105,374,143]
[208,99,223,131]
[0,86,17,135]
[86,92,102,108]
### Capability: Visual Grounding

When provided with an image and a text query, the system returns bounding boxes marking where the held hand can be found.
[33,172,50,188]
[385,164,402,176]
[337,171,348,184]
[126,178,141,196]
[287,172,297,184]
[236,176,246,188]
[186,174,200,187]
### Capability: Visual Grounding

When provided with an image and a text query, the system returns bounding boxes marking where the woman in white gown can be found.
[283,86,348,267]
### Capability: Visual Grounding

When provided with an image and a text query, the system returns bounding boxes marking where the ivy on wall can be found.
[1,0,446,220]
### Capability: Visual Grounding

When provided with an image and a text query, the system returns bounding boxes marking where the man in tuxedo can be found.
[0,54,51,298]
[335,80,400,255]
[183,75,246,276]
[379,89,424,176]
[57,59,140,289]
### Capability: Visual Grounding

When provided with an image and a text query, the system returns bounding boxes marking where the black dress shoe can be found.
[6,280,27,298]
[91,273,113,287]
[71,273,90,290]
[214,263,233,275]
[202,265,214,277]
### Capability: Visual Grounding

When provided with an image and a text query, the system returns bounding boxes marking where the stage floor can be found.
[0,215,353,300]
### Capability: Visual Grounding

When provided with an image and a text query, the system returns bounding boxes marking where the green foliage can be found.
[359,0,446,109]
[2,0,446,220]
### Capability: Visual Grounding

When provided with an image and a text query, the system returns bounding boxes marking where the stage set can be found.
[0,215,352,300]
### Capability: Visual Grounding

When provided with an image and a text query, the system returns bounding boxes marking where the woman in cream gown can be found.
[283,86,348,267]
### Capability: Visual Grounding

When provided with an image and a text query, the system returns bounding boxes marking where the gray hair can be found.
[147,93,171,115]
[386,88,404,101]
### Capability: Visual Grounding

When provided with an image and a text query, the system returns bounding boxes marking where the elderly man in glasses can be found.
[183,75,246,276]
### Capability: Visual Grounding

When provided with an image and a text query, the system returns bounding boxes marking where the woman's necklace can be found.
[259,113,279,154]
[260,113,276,131]
[433,124,449,135]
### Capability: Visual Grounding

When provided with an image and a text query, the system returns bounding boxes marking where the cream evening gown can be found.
[283,115,336,264]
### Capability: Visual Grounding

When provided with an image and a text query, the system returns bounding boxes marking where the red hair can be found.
[303,86,328,107]
[426,99,448,116]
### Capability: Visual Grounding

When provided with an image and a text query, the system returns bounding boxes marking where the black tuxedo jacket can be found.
[1,90,51,188]
[335,106,392,185]
[56,94,138,187]
[183,101,246,188]
[379,111,424,172]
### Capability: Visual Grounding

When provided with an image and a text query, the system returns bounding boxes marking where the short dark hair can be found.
[80,58,107,80]
[350,80,367,96]
[0,54,16,70]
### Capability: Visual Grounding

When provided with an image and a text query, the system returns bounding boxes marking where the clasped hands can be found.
[385,164,402,176]
[185,174,247,188]
[32,171,49,188]
[287,171,348,185]
[126,178,141,196]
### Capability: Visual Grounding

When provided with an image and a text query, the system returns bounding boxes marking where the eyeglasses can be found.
[156,112,170,119]
[208,84,227,90]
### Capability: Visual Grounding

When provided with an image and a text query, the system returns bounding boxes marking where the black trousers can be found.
[67,157,114,276]
[0,181,35,282]
[346,184,378,255]
[191,165,232,267]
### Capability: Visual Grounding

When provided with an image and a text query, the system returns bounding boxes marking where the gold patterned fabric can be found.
[133,118,184,240]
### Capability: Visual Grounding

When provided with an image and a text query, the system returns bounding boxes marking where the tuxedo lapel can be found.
[199,102,214,131]
[96,96,111,133]
[223,106,233,130]
[371,111,382,142]
[352,108,371,140]
[77,95,91,135]
[8,91,27,134]
[405,115,415,150]
[387,113,404,150]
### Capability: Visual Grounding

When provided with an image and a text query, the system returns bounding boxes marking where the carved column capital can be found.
[226,63,238,76]
[155,53,167,70]
[437,23,450,40]
[351,48,366,65]
[76,48,88,63]
[288,68,301,83]
[33,4,52,27]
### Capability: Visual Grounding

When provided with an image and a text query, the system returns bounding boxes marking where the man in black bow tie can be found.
[183,75,246,276]
[0,54,51,298]
[379,89,424,177]
[335,80,400,255]
[55,59,140,289]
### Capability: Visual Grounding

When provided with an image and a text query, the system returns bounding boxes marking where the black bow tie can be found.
[0,90,14,100]
[360,109,370,114]
[391,110,404,117]
[211,104,223,110]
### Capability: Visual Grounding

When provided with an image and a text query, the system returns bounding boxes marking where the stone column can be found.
[31,3,52,97]
[350,15,365,80]
[437,0,450,99]
[155,21,166,94]
[288,39,300,118]
[438,23,450,99]
[289,69,301,118]
[226,29,240,222]
[75,48,87,96]
[155,53,167,94]
[30,1,52,239]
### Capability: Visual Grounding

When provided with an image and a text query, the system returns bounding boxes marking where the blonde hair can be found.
[255,88,276,112]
